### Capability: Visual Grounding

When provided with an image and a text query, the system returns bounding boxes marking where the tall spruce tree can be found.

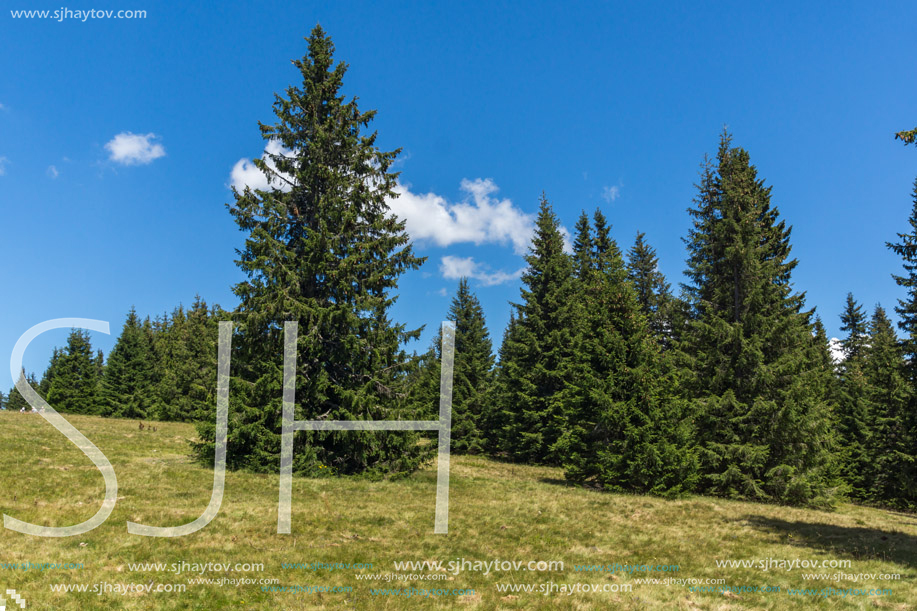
[46,329,101,415]
[627,231,674,347]
[883,177,917,504]
[862,305,914,507]
[194,26,428,477]
[555,210,697,494]
[412,279,495,454]
[835,293,871,498]
[100,307,157,419]
[492,195,577,464]
[680,132,837,505]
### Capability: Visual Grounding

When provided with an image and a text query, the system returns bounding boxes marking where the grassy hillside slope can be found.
[0,412,914,610]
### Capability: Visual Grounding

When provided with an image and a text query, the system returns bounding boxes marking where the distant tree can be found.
[627,231,674,347]
[680,132,837,506]
[485,309,521,454]
[100,307,157,419]
[6,371,38,411]
[153,297,223,422]
[47,330,101,414]
[194,26,429,477]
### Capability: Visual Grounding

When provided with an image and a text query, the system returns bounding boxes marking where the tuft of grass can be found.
[0,411,915,610]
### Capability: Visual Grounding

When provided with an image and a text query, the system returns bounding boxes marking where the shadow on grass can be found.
[743,515,917,569]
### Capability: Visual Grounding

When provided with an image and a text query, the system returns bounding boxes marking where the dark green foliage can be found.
[414,279,495,454]
[680,132,837,506]
[627,231,674,348]
[39,348,62,399]
[834,294,871,499]
[860,306,914,507]
[6,371,38,412]
[100,307,157,419]
[152,297,223,422]
[882,178,917,506]
[888,179,917,371]
[194,26,429,478]
[556,209,697,494]
[46,330,101,415]
[492,195,577,464]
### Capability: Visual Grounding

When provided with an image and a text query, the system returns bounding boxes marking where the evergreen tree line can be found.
[412,136,917,511]
[6,27,915,512]
[5,298,224,422]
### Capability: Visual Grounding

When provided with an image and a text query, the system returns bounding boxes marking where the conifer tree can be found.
[888,179,917,371]
[680,132,837,505]
[6,371,38,412]
[195,26,428,477]
[39,348,62,399]
[153,298,223,421]
[47,329,100,414]
[835,293,871,498]
[556,209,697,494]
[882,178,917,504]
[492,195,577,464]
[412,279,495,454]
[862,305,915,506]
[627,231,674,347]
[100,307,157,419]
[486,309,521,454]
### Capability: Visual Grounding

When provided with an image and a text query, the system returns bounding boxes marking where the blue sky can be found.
[1,1,916,390]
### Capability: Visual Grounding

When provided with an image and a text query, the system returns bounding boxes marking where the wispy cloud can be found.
[105,132,166,165]
[602,185,620,203]
[389,178,535,254]
[229,139,295,192]
[440,255,524,286]
[46,165,59,179]
[0,157,8,176]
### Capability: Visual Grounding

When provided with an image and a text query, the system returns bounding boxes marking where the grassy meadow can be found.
[0,411,914,610]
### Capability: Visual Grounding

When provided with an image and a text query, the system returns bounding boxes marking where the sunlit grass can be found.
[0,411,914,609]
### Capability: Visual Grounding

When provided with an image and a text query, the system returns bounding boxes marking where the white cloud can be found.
[388,178,535,255]
[602,185,620,202]
[105,132,165,165]
[0,103,5,111]
[829,337,844,364]
[440,255,524,287]
[229,139,295,192]
[437,288,448,297]
[0,157,7,176]
[46,165,59,179]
